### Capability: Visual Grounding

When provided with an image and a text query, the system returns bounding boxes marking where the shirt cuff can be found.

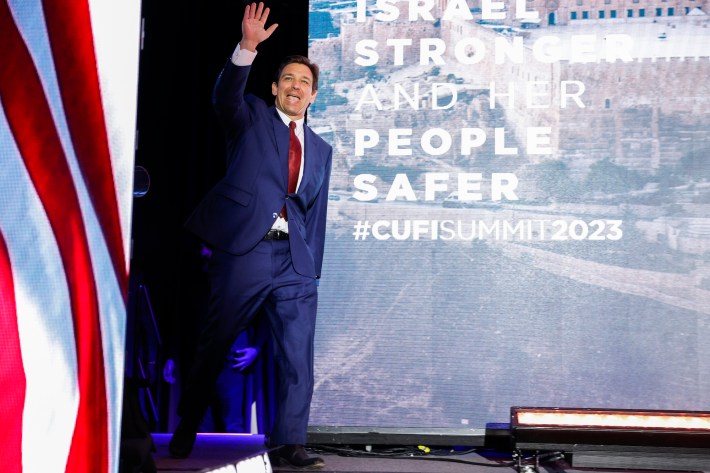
[231,43,257,66]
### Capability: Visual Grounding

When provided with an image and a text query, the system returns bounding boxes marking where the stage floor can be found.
[151,433,709,473]
[151,433,268,472]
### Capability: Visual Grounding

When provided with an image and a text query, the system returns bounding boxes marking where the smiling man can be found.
[168,3,332,469]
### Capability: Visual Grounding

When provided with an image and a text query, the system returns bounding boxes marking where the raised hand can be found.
[240,2,278,52]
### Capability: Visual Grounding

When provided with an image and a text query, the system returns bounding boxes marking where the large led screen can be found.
[308,0,710,429]
[1,1,141,471]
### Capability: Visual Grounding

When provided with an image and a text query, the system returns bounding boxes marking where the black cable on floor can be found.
[308,444,520,468]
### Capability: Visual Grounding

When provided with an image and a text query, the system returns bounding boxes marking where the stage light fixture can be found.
[510,407,710,471]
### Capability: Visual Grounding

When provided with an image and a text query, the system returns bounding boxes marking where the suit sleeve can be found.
[306,146,333,279]
[212,61,253,142]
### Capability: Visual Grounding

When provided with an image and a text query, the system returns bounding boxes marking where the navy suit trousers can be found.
[178,239,318,445]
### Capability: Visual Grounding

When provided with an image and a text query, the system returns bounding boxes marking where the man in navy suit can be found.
[169,3,332,468]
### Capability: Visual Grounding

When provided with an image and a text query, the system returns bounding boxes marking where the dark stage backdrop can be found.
[306,0,710,429]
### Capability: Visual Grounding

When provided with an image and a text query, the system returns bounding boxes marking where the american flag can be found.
[0,1,141,472]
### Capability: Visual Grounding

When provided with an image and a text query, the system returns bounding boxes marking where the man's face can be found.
[272,63,317,121]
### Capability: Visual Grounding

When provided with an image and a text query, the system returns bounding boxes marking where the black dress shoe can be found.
[168,421,197,458]
[270,444,325,470]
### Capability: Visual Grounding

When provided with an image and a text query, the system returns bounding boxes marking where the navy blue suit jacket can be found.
[186,62,332,278]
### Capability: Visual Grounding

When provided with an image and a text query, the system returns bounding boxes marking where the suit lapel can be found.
[301,126,318,191]
[270,108,290,189]
[271,107,317,195]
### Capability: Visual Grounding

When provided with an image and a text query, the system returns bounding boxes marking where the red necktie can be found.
[283,121,301,220]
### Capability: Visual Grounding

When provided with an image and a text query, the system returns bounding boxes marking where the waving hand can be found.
[240,2,278,52]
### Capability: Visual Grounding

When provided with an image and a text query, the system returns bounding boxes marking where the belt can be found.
[263,229,289,240]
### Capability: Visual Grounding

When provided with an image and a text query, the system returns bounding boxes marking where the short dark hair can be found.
[275,55,320,92]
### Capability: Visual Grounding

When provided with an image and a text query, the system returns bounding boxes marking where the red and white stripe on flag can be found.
[0,1,141,472]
